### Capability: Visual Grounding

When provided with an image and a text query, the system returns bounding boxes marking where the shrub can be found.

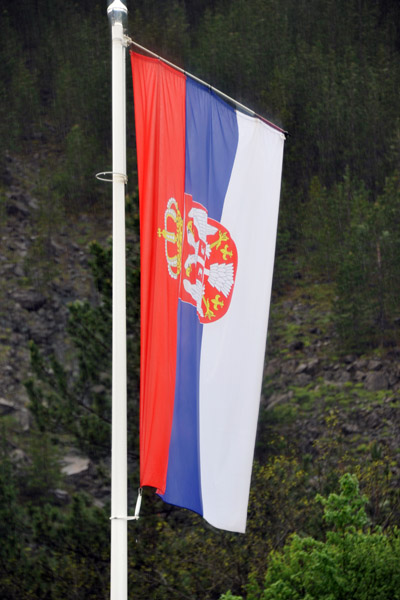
[221,474,400,600]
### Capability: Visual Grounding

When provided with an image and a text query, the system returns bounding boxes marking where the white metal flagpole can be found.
[107,1,128,599]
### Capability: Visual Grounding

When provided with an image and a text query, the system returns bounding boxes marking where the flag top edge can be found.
[236,109,287,138]
[130,50,186,81]
[129,44,287,136]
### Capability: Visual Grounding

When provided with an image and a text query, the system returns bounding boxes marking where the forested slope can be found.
[1,1,400,598]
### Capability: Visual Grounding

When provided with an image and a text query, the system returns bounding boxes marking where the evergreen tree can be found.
[25,194,140,460]
[221,474,400,600]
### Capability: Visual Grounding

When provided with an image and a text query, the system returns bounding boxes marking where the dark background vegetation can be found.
[1,0,400,598]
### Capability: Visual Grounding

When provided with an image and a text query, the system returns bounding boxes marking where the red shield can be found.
[179,194,238,323]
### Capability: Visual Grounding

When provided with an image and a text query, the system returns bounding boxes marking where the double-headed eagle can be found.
[183,207,234,317]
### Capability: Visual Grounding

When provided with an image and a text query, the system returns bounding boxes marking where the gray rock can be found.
[12,290,46,311]
[343,354,356,364]
[2,166,13,186]
[305,358,319,375]
[61,454,90,476]
[282,359,297,375]
[366,411,381,428]
[51,489,70,505]
[354,370,365,382]
[28,321,55,344]
[27,196,39,210]
[365,371,388,391]
[6,199,30,218]
[14,264,25,277]
[267,391,294,409]
[334,369,351,383]
[342,422,359,435]
[295,373,312,386]
[0,398,15,415]
[290,339,304,351]
[352,358,368,370]
[368,359,383,371]
[10,448,28,464]
[265,358,281,377]
[91,384,107,394]
[16,407,32,431]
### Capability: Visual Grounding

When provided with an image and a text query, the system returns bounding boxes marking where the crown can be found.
[157,198,183,279]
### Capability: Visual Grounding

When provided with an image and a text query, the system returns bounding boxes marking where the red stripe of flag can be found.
[131,52,186,493]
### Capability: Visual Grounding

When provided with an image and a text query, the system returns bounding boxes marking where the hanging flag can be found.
[131,51,285,533]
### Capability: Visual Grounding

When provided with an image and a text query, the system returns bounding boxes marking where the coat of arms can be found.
[158,194,238,323]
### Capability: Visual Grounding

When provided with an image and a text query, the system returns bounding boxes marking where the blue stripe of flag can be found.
[160,78,238,514]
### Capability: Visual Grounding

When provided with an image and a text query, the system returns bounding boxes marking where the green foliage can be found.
[33,495,109,600]
[25,194,140,461]
[0,3,110,206]
[25,232,113,457]
[0,435,109,600]
[302,169,400,352]
[316,473,369,532]
[22,197,64,290]
[52,125,103,206]
[125,453,314,599]
[222,474,400,600]
[193,0,400,205]
[265,280,334,362]
[302,170,358,280]
[0,450,27,599]
[26,305,112,460]
[0,15,40,151]
[259,378,400,532]
[334,174,400,351]
[131,1,190,63]
[271,222,297,294]
[22,430,63,500]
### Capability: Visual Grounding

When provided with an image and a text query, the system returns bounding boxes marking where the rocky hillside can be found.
[259,283,400,508]
[0,147,111,493]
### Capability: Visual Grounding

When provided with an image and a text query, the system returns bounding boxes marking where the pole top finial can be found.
[107,0,128,19]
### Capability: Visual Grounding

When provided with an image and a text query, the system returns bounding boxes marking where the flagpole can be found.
[107,1,128,599]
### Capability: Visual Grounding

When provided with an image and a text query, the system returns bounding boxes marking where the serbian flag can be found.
[131,51,284,533]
